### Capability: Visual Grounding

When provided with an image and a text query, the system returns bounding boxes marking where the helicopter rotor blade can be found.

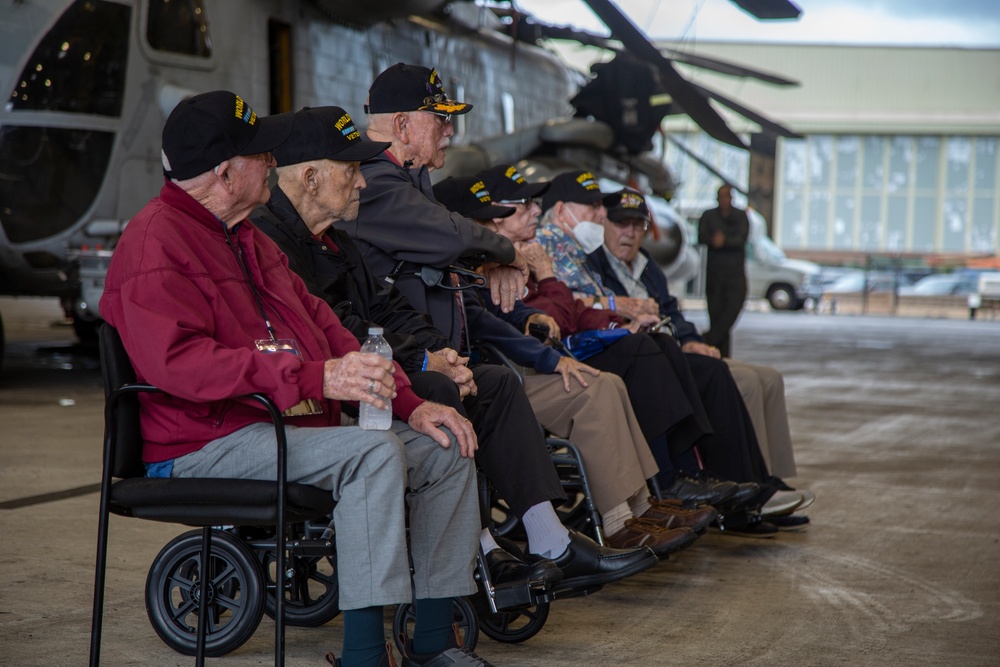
[660,48,799,86]
[689,81,802,138]
[729,0,802,20]
[581,0,747,150]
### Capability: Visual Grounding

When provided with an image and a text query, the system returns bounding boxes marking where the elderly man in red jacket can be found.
[100,91,487,667]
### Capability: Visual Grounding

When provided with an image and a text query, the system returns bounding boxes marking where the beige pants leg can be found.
[725,359,797,478]
[522,372,658,514]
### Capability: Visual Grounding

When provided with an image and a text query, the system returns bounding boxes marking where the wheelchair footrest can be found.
[489,580,554,611]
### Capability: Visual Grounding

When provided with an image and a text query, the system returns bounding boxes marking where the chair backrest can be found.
[98,324,148,479]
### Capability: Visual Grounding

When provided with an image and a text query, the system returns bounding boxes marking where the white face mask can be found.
[566,208,605,254]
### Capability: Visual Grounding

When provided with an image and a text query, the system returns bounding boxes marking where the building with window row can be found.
[658,41,1000,265]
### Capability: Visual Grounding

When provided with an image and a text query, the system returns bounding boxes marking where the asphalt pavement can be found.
[1,296,998,666]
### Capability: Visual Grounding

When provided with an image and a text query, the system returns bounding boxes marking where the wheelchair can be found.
[89,324,556,664]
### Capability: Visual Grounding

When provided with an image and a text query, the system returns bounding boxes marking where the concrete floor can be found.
[1,296,998,666]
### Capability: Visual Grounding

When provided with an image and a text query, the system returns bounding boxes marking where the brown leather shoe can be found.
[605,518,698,559]
[641,497,718,533]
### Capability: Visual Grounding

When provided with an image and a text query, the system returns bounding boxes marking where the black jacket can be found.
[252,187,449,373]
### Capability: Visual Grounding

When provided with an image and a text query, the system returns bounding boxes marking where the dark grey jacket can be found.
[337,153,516,349]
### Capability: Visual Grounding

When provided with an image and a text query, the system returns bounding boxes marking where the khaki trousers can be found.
[725,359,797,478]
[522,372,658,514]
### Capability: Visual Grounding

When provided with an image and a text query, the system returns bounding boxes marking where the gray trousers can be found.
[171,420,479,610]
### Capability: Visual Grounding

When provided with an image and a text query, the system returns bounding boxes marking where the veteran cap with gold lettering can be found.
[432,176,515,221]
[161,90,293,180]
[364,63,472,116]
[540,170,609,212]
[272,106,390,166]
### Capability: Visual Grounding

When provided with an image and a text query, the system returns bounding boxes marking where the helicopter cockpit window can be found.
[8,0,130,117]
[147,0,213,58]
[0,126,115,243]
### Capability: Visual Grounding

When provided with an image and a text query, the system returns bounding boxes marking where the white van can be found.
[745,209,823,311]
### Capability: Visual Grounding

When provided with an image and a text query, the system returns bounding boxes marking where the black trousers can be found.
[587,333,711,458]
[643,333,773,486]
[408,365,566,520]
[704,268,746,358]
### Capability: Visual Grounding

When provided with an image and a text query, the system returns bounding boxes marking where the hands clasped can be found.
[426,348,478,398]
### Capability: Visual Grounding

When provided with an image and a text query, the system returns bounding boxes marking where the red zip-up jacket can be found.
[524,276,626,335]
[100,181,422,463]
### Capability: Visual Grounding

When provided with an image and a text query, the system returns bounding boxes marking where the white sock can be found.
[480,527,501,555]
[601,501,635,536]
[628,487,652,518]
[522,502,571,559]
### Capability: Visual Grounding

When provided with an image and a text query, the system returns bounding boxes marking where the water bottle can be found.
[358,326,393,430]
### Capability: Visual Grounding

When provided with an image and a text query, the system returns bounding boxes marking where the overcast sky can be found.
[514,0,1000,48]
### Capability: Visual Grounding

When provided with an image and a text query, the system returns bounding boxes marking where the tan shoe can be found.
[642,497,718,533]
[605,518,698,559]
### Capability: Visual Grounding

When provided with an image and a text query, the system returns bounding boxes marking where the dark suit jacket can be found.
[586,248,703,346]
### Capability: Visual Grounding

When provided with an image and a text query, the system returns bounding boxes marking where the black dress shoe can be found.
[697,473,761,510]
[718,520,779,537]
[663,472,739,506]
[534,530,658,589]
[484,547,563,588]
[770,514,810,530]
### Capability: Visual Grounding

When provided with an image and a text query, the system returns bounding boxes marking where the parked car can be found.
[823,271,912,294]
[900,273,980,296]
[745,210,823,311]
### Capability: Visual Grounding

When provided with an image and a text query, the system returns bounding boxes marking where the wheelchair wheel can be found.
[392,597,478,654]
[259,548,340,627]
[479,601,550,643]
[145,529,264,657]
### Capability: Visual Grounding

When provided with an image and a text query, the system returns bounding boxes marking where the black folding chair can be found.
[89,324,333,666]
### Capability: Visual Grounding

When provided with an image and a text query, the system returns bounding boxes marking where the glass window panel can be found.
[945,137,971,192]
[915,137,940,190]
[941,196,967,251]
[833,195,855,249]
[147,0,213,57]
[887,137,911,194]
[974,138,997,190]
[9,0,131,116]
[809,136,833,186]
[780,190,804,247]
[782,139,807,187]
[862,136,884,190]
[912,196,936,251]
[971,196,996,252]
[836,137,859,188]
[886,196,907,251]
[859,194,882,250]
[808,191,829,247]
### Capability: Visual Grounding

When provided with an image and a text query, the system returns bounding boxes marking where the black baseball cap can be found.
[477,164,550,203]
[605,189,651,223]
[272,106,390,166]
[540,170,608,212]
[432,176,515,221]
[162,90,293,180]
[364,63,472,116]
